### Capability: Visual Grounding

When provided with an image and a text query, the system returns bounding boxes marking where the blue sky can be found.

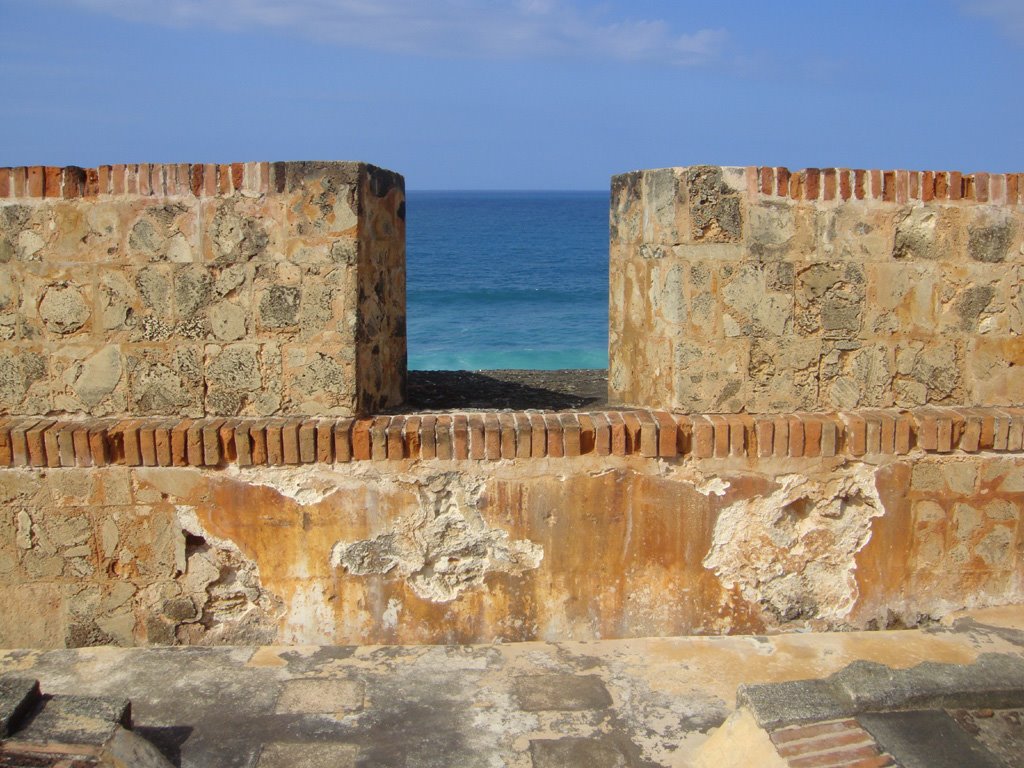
[1,0,1022,189]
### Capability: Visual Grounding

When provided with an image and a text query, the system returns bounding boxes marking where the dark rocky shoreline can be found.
[401,369,608,411]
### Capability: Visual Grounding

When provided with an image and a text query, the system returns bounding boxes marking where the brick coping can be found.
[0,161,391,201]
[747,166,1023,205]
[5,164,1022,205]
[0,407,1022,469]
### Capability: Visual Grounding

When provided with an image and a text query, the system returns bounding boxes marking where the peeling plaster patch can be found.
[331,473,543,602]
[703,469,884,623]
[661,464,731,496]
[173,505,282,643]
[281,581,336,646]
[382,598,402,630]
[224,466,342,506]
[696,477,731,497]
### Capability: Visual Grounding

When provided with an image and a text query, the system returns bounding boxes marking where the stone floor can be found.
[1,606,1022,767]
[402,369,608,411]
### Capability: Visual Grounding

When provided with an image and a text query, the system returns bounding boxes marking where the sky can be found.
[0,0,1022,190]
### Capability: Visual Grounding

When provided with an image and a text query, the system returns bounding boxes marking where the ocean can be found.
[406,190,610,371]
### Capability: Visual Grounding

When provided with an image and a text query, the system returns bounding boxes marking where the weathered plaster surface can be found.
[1,452,1020,647]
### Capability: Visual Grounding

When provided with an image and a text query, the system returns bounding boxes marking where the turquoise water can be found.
[406,191,610,371]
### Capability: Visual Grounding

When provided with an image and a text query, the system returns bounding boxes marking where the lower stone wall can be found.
[1,407,1021,648]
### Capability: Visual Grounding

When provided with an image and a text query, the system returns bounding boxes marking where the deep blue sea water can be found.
[406,191,610,371]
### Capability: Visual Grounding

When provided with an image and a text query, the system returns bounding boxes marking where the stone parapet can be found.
[609,165,1024,413]
[0,161,406,418]
[1,411,1021,646]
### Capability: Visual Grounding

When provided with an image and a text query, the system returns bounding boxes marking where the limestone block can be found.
[685,166,742,243]
[204,343,279,416]
[126,201,198,263]
[747,337,822,412]
[863,262,938,336]
[965,336,1024,406]
[0,346,51,413]
[892,205,964,261]
[0,583,64,648]
[254,261,302,333]
[0,203,38,262]
[720,262,794,338]
[94,504,185,581]
[63,581,140,647]
[647,260,686,325]
[821,342,894,410]
[38,201,123,263]
[795,262,865,339]
[0,265,21,341]
[51,345,127,415]
[640,168,683,245]
[610,171,643,245]
[683,261,723,341]
[19,264,94,340]
[0,508,17,583]
[818,204,895,262]
[0,473,45,506]
[283,344,357,416]
[967,206,1017,264]
[16,505,96,581]
[746,200,803,261]
[672,338,749,413]
[936,262,1013,336]
[126,345,205,417]
[893,340,961,407]
[201,196,279,264]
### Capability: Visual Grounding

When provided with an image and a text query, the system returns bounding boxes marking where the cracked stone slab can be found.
[0,676,40,738]
[833,654,1024,712]
[858,710,1005,768]
[529,736,629,768]
[13,694,131,747]
[736,679,849,730]
[256,742,359,768]
[738,653,1024,729]
[513,674,613,711]
[274,679,365,715]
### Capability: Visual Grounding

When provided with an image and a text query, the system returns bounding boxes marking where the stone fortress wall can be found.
[0,161,406,419]
[609,165,1024,413]
[0,161,1021,649]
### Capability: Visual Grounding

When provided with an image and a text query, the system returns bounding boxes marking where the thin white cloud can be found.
[59,0,726,64]
[962,0,1024,43]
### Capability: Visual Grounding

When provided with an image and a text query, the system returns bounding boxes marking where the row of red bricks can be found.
[770,719,895,768]
[749,166,1024,206]
[0,407,1022,469]
[0,162,278,200]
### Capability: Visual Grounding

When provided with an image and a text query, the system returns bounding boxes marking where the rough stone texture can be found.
[0,161,405,418]
[739,652,1024,730]
[610,166,1024,412]
[0,449,1020,647]
[4,613,1022,768]
[0,677,39,738]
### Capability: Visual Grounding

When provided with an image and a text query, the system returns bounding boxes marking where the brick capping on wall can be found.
[1,406,1021,468]
[747,167,1024,205]
[2,164,1021,205]
[0,162,275,199]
